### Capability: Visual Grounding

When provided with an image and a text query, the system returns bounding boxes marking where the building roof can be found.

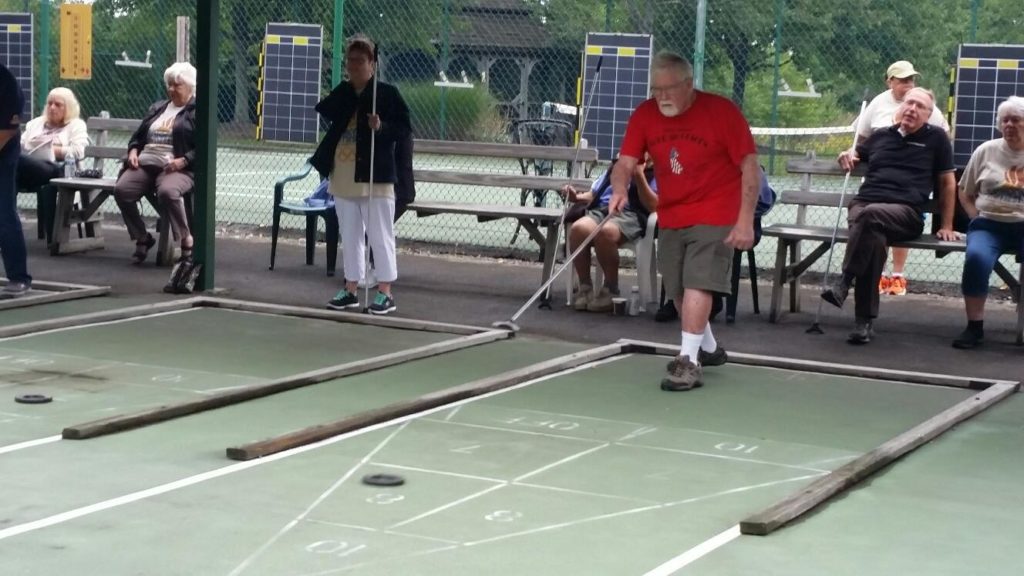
[446,0,552,53]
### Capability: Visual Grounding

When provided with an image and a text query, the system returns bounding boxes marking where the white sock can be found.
[680,331,703,363]
[892,272,904,278]
[701,324,717,352]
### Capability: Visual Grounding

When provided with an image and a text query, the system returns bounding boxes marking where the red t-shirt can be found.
[619,91,756,228]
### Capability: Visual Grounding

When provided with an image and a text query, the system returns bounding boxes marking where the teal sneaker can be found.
[368,291,396,315]
[327,290,359,310]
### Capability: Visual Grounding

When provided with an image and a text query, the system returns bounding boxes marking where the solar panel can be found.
[952,44,1024,169]
[0,13,34,118]
[257,23,323,144]
[580,32,653,162]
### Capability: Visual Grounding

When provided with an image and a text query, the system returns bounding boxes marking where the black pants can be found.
[842,199,923,319]
[16,155,60,190]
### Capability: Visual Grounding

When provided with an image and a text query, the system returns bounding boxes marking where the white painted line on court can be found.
[296,544,461,576]
[641,525,742,576]
[442,405,462,421]
[514,481,660,504]
[0,354,624,548]
[0,434,61,455]
[371,462,505,484]
[420,419,606,443]
[463,474,820,547]
[388,484,507,530]
[0,308,199,342]
[228,422,410,576]
[616,441,831,474]
[513,443,609,482]
[303,519,462,545]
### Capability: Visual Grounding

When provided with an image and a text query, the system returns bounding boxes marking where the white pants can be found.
[336,196,397,284]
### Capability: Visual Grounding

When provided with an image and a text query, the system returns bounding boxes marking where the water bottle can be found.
[628,285,641,316]
[63,150,76,178]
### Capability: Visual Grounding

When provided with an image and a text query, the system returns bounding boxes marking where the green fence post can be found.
[37,0,51,115]
[768,0,784,174]
[439,0,451,139]
[692,0,706,89]
[969,0,978,42]
[195,0,220,291]
[333,0,345,87]
[605,0,612,32]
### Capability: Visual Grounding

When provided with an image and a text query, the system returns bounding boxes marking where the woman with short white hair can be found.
[114,61,197,266]
[17,86,88,190]
[953,95,1024,349]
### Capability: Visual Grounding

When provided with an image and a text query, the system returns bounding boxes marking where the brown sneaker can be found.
[586,287,614,312]
[878,275,891,295]
[572,285,593,311]
[666,346,727,371]
[660,355,703,391]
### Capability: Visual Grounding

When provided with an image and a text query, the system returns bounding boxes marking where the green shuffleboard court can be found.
[0,319,1016,575]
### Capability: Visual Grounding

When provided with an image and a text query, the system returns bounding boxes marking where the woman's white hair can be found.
[997,96,1024,129]
[164,61,197,91]
[47,87,81,123]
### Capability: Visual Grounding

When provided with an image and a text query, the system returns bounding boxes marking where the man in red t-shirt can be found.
[610,51,760,391]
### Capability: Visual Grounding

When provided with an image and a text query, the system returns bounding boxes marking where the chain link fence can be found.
[3,0,1022,287]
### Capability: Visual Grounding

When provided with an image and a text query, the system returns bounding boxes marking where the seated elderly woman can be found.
[953,95,1024,349]
[563,157,657,312]
[17,87,88,190]
[114,61,197,264]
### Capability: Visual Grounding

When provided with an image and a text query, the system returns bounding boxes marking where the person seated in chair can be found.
[562,156,657,312]
[951,96,1024,349]
[17,87,88,191]
[113,62,197,265]
[821,87,957,344]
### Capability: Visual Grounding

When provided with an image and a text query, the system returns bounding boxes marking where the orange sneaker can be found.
[889,275,907,296]
[878,275,891,295]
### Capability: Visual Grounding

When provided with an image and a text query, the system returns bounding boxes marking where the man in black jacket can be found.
[821,87,957,343]
[312,34,411,315]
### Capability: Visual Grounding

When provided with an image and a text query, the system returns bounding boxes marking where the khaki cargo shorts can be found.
[658,225,734,298]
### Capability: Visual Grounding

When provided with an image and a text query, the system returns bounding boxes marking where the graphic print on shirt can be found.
[669,147,683,175]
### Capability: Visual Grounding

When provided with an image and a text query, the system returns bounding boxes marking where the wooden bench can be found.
[47,114,187,265]
[763,156,1024,343]
[407,139,596,296]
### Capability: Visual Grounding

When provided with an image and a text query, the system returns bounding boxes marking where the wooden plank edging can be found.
[63,330,511,440]
[619,339,1018,390]
[738,381,1019,535]
[0,297,203,340]
[225,342,626,461]
[195,297,491,336]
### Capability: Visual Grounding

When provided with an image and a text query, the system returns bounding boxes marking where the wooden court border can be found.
[0,279,110,312]
[618,339,1021,536]
[56,296,514,439]
[0,295,493,340]
[225,343,627,460]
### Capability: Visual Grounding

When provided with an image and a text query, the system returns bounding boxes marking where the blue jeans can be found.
[0,157,30,284]
[962,217,1024,297]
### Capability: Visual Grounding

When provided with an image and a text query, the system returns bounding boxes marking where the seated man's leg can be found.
[954,218,1010,348]
[660,225,732,392]
[588,211,636,312]
[569,211,599,310]
[832,200,922,343]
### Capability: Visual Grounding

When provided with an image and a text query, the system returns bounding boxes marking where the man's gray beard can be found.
[659,103,680,117]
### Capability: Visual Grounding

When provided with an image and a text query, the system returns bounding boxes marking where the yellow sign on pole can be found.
[60,4,93,80]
